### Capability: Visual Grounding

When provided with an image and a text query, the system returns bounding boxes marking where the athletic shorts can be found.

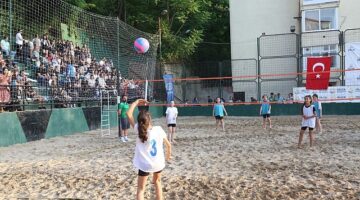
[262,114,270,118]
[119,117,130,129]
[301,127,314,131]
[138,169,162,176]
[167,124,176,127]
[215,115,223,120]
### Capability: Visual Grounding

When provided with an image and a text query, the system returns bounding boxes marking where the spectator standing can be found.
[88,74,96,88]
[66,62,76,85]
[207,96,213,104]
[41,34,50,55]
[28,40,34,59]
[98,73,106,89]
[16,30,24,57]
[192,97,199,104]
[33,34,41,52]
[0,69,12,112]
[1,36,10,57]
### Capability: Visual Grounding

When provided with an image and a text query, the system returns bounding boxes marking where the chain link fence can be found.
[0,0,159,110]
[155,28,360,104]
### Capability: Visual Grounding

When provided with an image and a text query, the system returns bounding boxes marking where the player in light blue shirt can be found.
[312,94,322,133]
[260,95,272,129]
[212,97,228,131]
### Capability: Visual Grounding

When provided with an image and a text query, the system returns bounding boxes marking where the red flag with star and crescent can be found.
[306,57,332,90]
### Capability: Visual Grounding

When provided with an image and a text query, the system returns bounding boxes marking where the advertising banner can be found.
[293,86,360,102]
[163,74,174,103]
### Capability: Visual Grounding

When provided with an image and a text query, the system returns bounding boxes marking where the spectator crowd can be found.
[0,30,142,112]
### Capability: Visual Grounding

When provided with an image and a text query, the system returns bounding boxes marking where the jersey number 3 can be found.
[150,139,157,157]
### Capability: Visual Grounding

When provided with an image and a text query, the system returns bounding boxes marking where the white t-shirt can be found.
[166,107,178,124]
[301,104,316,128]
[98,77,106,88]
[16,32,23,45]
[1,40,10,51]
[88,78,96,87]
[133,124,167,172]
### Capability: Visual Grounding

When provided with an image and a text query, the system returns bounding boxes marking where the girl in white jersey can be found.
[298,95,316,148]
[165,101,178,143]
[126,99,172,200]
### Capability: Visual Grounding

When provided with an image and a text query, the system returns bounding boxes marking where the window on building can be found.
[303,8,337,32]
[303,45,339,70]
[303,0,339,5]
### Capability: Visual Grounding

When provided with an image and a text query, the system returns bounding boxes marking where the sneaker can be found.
[121,137,126,142]
[125,136,129,142]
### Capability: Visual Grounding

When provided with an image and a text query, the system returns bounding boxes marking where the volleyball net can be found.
[138,29,360,107]
[131,67,360,107]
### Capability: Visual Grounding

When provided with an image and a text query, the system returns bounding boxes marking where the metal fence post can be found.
[257,37,261,101]
[9,0,12,50]
[297,33,302,87]
[116,18,121,97]
[218,61,223,98]
[340,31,345,86]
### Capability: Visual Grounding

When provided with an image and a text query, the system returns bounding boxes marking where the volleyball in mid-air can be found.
[134,37,150,54]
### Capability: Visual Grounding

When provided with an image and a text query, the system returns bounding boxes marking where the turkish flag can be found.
[306,57,332,90]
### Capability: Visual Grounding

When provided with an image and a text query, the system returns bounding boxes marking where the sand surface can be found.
[1,116,360,199]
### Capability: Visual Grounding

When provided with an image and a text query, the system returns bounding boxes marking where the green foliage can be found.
[65,0,230,62]
[192,0,230,61]
[64,0,96,11]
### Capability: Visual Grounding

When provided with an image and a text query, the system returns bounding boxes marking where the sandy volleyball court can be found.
[0,116,360,199]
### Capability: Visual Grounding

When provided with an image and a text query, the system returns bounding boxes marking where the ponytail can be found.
[137,110,151,143]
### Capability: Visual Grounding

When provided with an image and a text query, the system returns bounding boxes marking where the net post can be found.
[116,17,121,102]
[145,79,149,101]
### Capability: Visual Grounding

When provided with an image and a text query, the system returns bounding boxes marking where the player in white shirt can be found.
[126,99,172,200]
[298,95,317,148]
[165,101,178,143]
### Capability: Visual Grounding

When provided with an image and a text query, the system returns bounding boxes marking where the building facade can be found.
[230,0,360,101]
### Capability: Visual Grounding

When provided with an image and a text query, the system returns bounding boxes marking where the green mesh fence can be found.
[0,0,159,105]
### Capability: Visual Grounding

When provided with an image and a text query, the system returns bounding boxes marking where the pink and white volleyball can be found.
[134,37,150,54]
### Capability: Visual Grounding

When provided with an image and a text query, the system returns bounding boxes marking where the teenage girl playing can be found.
[312,94,323,133]
[259,95,272,129]
[298,95,317,148]
[126,99,172,200]
[165,101,178,143]
[213,97,228,131]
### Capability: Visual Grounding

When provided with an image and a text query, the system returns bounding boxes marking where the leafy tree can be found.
[65,0,230,63]
[64,0,96,10]
[192,0,230,62]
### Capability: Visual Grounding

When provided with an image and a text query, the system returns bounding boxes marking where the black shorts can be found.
[262,114,270,118]
[138,169,162,176]
[301,127,314,131]
[167,124,176,127]
[215,115,223,120]
[119,117,130,130]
